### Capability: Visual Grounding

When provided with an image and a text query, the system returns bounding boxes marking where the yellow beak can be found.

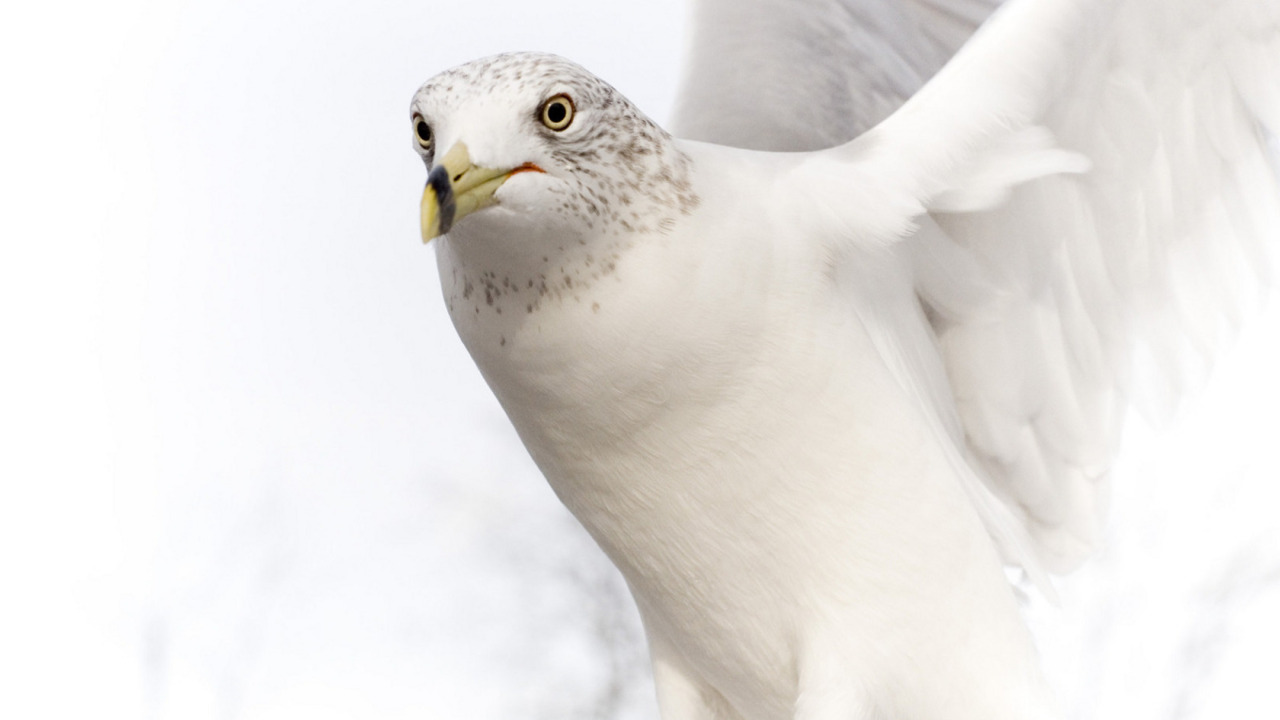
[420,141,541,242]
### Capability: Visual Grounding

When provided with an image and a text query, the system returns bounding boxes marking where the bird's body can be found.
[440,142,1050,717]
[410,0,1280,716]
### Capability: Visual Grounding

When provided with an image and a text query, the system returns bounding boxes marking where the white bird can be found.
[408,0,1280,717]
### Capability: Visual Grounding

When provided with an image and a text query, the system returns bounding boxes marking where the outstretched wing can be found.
[669,0,1003,150]
[806,0,1280,574]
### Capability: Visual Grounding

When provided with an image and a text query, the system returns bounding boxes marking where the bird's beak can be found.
[420,141,544,243]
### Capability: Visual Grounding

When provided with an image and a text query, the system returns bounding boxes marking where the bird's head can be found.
[410,53,699,250]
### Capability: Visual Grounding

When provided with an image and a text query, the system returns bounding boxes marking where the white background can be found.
[2,1,1277,718]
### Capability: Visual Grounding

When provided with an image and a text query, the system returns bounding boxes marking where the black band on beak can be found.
[428,164,456,235]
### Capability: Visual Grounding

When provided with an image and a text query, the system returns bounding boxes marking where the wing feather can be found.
[821,0,1280,572]
[673,0,1278,578]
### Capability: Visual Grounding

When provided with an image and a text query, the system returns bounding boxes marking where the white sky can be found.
[1,1,1277,718]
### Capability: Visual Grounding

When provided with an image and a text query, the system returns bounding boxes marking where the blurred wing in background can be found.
[670,0,1003,149]
[796,0,1280,574]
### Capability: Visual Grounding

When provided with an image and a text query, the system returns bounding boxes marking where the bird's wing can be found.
[800,0,1280,575]
[669,0,1003,150]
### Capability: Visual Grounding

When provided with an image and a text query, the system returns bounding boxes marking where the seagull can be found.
[409,0,1279,717]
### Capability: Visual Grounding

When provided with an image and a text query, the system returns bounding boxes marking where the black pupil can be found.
[547,101,567,124]
[416,120,431,144]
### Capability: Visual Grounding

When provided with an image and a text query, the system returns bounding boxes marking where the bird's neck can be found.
[438,220,759,433]
[434,152,796,481]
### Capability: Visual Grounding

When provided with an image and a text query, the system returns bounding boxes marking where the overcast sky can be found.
[2,1,1278,718]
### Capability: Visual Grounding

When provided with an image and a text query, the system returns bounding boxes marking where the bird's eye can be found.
[540,95,575,131]
[413,115,433,150]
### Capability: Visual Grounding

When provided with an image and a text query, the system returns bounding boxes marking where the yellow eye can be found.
[413,114,433,150]
[540,94,575,131]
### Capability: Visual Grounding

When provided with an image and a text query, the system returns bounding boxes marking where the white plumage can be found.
[408,0,1280,717]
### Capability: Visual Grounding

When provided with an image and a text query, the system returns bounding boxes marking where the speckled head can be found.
[409,52,699,248]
